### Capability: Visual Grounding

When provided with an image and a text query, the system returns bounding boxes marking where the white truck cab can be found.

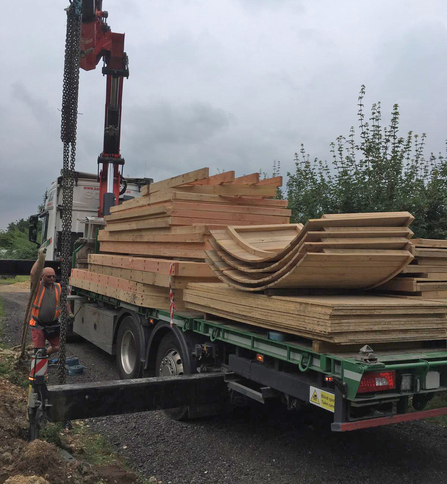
[35,172,152,261]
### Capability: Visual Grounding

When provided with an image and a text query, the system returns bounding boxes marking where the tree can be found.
[286,86,447,238]
[0,218,40,260]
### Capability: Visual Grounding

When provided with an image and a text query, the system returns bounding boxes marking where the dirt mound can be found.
[12,440,67,484]
[0,282,30,293]
[0,374,139,484]
[0,377,32,484]
[5,476,50,484]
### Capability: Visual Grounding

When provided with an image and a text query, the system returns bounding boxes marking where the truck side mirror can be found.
[29,215,40,247]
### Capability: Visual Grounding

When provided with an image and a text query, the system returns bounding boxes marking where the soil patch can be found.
[0,282,30,293]
[5,476,50,484]
[0,373,140,484]
[0,342,140,484]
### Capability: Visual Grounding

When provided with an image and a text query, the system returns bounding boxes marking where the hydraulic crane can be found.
[80,0,129,216]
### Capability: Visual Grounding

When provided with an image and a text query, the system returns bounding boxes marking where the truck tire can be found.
[116,316,142,379]
[155,333,191,421]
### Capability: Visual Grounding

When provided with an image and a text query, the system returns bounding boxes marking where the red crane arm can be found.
[79,0,129,216]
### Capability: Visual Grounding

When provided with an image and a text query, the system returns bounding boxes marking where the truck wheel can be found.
[155,333,191,421]
[116,316,142,379]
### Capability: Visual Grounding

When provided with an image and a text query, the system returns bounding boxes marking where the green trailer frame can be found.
[71,288,447,431]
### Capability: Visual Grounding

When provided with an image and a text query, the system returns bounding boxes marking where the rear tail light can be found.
[357,371,396,394]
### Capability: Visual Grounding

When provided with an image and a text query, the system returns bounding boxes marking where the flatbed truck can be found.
[42,286,447,432]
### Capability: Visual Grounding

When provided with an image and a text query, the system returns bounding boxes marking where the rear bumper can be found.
[332,406,447,431]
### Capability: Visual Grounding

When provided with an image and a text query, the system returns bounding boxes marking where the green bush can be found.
[0,219,39,260]
[287,86,447,238]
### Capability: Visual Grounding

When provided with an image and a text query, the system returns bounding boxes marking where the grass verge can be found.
[0,297,28,387]
[0,275,30,285]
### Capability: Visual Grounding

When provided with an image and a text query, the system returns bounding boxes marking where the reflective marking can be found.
[344,369,362,382]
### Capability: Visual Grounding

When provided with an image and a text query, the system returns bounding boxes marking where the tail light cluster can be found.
[357,371,396,394]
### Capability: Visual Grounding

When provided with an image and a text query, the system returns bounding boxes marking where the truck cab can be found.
[33,172,152,261]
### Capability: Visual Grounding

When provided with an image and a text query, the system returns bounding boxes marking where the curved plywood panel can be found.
[206,213,415,292]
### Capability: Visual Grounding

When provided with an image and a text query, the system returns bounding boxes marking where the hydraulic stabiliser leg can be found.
[28,349,49,441]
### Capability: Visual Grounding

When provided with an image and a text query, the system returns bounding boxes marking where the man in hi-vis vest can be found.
[29,264,61,355]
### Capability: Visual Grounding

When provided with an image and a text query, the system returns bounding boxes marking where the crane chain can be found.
[58,0,82,385]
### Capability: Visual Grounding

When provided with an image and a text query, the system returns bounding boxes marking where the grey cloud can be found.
[126,100,233,145]
[378,22,447,97]
[11,81,58,126]
[2,0,447,229]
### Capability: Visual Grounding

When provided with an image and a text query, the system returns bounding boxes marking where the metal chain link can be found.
[58,1,82,384]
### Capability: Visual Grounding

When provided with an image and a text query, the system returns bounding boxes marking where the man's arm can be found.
[30,247,47,280]
[30,260,39,278]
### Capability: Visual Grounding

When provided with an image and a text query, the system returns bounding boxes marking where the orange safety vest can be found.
[29,282,61,327]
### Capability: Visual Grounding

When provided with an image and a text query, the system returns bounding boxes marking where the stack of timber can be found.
[98,167,290,259]
[206,212,415,291]
[377,238,447,298]
[70,254,217,310]
[70,168,287,312]
[183,283,447,346]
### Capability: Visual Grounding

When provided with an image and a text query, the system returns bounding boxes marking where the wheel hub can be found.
[159,349,184,377]
[121,330,137,375]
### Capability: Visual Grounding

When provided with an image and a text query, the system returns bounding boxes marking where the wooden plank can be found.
[416,281,447,292]
[416,258,447,266]
[171,191,289,206]
[99,241,208,259]
[175,184,278,197]
[377,279,418,292]
[412,239,447,248]
[169,216,287,227]
[88,253,215,277]
[402,265,447,274]
[322,212,415,227]
[301,238,411,251]
[104,219,172,232]
[169,210,289,225]
[307,229,413,240]
[104,205,171,223]
[415,248,447,258]
[98,231,205,243]
[187,171,235,186]
[256,176,283,187]
[170,201,292,217]
[225,173,260,185]
[89,264,216,288]
[110,191,176,213]
[141,168,209,196]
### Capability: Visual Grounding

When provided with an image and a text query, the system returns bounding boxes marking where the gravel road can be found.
[3,291,447,484]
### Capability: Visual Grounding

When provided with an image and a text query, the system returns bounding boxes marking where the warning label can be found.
[309,386,335,413]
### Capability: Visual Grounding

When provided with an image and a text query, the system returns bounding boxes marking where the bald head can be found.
[42,267,56,286]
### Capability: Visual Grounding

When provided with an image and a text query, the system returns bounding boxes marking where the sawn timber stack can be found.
[70,168,286,312]
[377,238,447,298]
[183,283,447,345]
[70,255,217,311]
[99,167,289,259]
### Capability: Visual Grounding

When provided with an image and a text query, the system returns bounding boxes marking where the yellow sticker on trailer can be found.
[309,386,335,413]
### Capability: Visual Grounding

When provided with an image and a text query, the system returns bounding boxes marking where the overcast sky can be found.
[1,0,447,229]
